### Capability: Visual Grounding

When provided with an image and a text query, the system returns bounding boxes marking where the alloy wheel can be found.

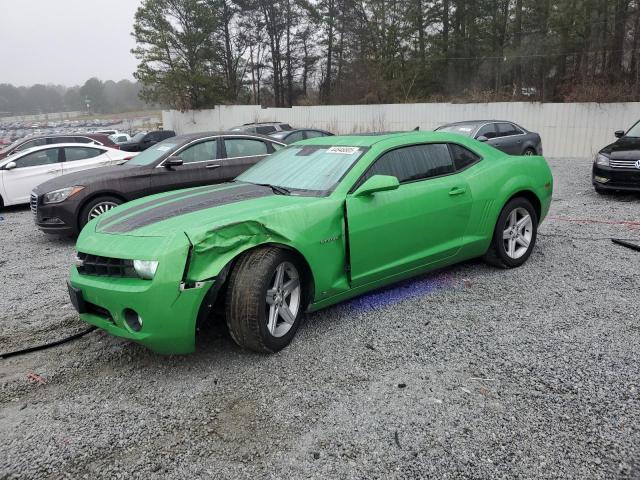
[88,201,119,221]
[265,261,301,338]
[503,207,533,259]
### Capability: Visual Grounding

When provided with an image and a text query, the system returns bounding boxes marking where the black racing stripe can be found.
[98,183,238,229]
[100,184,273,234]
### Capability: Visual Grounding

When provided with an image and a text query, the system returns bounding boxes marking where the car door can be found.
[495,122,525,154]
[345,143,473,287]
[221,136,274,178]
[61,146,113,175]
[146,137,224,194]
[1,147,63,204]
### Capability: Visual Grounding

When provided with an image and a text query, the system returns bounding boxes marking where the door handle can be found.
[206,164,221,169]
[449,186,467,196]
[46,169,58,174]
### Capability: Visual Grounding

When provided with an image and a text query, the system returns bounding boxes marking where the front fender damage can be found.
[184,221,291,282]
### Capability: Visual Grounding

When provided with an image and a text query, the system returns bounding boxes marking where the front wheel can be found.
[225,247,305,353]
[484,197,538,268]
[523,148,536,156]
[79,196,122,230]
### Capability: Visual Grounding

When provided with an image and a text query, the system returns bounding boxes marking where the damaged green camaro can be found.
[69,132,553,354]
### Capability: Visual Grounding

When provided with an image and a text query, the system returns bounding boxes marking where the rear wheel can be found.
[484,197,538,268]
[523,148,536,156]
[225,247,305,353]
[79,196,122,230]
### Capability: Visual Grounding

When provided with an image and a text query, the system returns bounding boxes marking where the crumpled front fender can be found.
[184,221,292,282]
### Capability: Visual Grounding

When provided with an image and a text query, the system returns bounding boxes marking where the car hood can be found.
[600,137,640,159]
[33,164,147,195]
[89,182,321,239]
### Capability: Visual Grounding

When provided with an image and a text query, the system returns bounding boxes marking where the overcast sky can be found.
[0,0,143,87]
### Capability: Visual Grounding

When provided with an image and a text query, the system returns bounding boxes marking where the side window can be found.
[285,131,305,143]
[64,147,104,162]
[449,144,481,171]
[15,148,60,168]
[476,124,498,139]
[15,138,46,152]
[256,126,276,135]
[179,140,218,164]
[305,130,326,139]
[496,123,524,137]
[362,143,454,184]
[145,132,160,142]
[224,138,268,158]
[72,137,94,144]
[279,124,293,131]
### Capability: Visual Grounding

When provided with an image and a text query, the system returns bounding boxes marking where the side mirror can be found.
[476,135,489,142]
[615,130,625,138]
[4,161,16,171]
[164,157,183,169]
[353,175,399,197]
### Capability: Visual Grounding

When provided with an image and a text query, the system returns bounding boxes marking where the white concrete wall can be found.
[162,102,640,158]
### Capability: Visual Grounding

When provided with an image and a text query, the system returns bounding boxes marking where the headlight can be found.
[595,153,610,166]
[42,186,84,204]
[133,260,159,280]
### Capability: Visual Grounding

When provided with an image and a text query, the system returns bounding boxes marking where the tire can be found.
[523,148,536,156]
[484,197,538,269]
[79,196,122,230]
[225,247,305,353]
[594,186,610,195]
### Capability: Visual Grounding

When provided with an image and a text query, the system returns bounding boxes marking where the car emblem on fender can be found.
[636,159,640,169]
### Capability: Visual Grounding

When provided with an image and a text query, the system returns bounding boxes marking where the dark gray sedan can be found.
[435,120,542,156]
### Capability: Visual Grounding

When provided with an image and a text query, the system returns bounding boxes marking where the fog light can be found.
[594,176,610,184]
[123,309,143,332]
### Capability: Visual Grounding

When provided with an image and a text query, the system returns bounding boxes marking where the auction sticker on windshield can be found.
[326,146,360,155]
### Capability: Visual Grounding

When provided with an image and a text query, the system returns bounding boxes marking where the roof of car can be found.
[294,131,471,148]
[171,131,286,144]
[439,120,517,126]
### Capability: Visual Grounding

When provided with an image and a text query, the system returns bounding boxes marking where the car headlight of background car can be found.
[595,153,610,167]
[133,260,159,280]
[42,186,85,204]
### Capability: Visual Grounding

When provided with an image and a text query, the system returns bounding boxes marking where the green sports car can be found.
[68,132,553,355]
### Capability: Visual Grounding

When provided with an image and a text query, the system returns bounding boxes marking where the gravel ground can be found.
[1,157,639,479]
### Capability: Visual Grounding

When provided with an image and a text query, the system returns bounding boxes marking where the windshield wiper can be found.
[253,183,291,195]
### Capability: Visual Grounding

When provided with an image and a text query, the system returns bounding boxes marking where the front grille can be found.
[30,194,38,215]
[76,252,136,277]
[610,159,640,169]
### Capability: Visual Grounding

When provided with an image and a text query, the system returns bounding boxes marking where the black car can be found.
[435,120,542,156]
[32,132,285,235]
[118,130,176,152]
[593,122,640,194]
[269,128,334,144]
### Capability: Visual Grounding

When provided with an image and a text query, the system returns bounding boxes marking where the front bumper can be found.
[32,193,82,235]
[592,164,640,192]
[68,232,213,355]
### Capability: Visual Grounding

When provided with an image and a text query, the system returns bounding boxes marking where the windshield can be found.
[131,132,146,142]
[625,121,640,137]
[236,145,366,194]
[126,140,177,166]
[436,124,479,137]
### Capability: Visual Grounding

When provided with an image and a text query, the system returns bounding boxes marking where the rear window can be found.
[436,124,478,137]
[256,126,277,135]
